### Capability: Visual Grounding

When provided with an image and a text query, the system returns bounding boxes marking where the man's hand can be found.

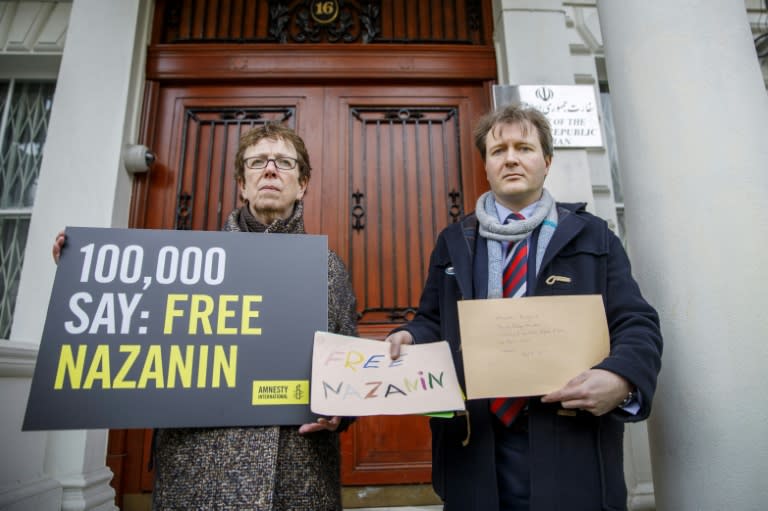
[52,230,66,264]
[298,416,341,434]
[541,369,632,416]
[382,330,414,359]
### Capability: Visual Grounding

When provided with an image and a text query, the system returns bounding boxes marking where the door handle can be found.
[352,189,365,231]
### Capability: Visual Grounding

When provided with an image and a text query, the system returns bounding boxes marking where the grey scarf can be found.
[223,200,305,234]
[476,189,559,298]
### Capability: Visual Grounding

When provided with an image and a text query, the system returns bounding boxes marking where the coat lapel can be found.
[539,204,588,272]
[443,214,478,300]
[443,206,587,300]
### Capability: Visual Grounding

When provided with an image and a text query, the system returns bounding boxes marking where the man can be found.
[385,104,662,511]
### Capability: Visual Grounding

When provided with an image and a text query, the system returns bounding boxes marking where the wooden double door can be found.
[117,82,489,498]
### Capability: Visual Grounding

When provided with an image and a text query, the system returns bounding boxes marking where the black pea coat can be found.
[397,203,663,511]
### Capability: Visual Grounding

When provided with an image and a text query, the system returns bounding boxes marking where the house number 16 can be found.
[311,0,340,24]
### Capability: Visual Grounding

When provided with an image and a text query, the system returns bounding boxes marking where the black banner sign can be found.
[23,227,327,430]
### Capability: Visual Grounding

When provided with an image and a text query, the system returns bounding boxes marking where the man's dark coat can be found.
[398,203,662,511]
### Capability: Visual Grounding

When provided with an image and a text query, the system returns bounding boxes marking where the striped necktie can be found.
[490,212,529,426]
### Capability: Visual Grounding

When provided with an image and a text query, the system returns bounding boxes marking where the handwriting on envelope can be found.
[458,295,609,399]
[311,331,465,416]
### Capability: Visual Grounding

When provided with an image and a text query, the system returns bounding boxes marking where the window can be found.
[0,80,55,339]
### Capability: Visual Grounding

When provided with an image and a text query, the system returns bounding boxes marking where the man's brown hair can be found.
[473,104,554,161]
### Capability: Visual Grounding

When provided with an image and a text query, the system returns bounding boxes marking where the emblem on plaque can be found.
[535,86,555,102]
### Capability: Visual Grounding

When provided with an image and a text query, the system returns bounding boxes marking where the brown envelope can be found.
[458,295,609,399]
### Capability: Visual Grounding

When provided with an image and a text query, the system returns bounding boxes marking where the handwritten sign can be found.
[310,332,465,416]
[23,227,327,430]
[493,84,604,147]
[457,295,609,399]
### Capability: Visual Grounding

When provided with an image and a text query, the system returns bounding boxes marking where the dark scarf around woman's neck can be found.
[223,200,306,234]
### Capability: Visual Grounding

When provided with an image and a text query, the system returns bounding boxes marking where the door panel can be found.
[332,91,478,328]
[121,82,489,494]
[321,86,486,483]
[137,86,325,232]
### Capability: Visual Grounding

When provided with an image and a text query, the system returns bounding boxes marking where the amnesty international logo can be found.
[294,383,305,401]
[252,380,310,405]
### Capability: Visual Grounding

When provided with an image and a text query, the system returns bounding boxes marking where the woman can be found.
[53,124,358,510]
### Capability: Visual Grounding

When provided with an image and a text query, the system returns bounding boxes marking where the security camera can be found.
[123,144,156,174]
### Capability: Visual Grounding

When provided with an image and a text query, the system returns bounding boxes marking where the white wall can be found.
[2,1,152,509]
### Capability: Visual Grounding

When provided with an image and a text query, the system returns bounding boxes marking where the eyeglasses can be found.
[243,156,298,171]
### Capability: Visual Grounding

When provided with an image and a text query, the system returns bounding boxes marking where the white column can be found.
[597,2,768,509]
[8,0,151,510]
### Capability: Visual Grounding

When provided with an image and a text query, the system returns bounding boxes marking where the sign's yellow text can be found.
[54,344,237,390]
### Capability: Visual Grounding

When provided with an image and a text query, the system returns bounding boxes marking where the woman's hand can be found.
[52,230,66,264]
[298,416,341,434]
